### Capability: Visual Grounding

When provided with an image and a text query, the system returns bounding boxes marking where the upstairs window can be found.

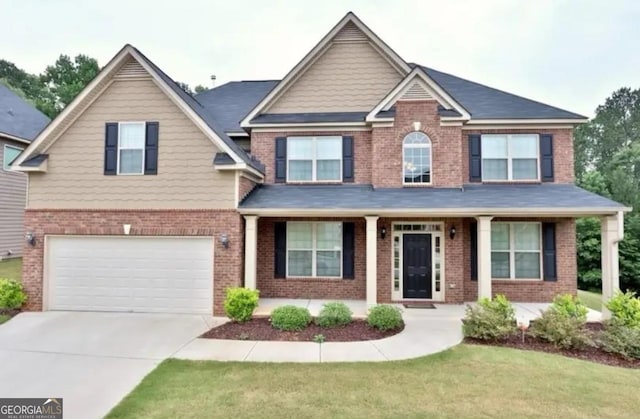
[403,132,431,184]
[482,134,539,181]
[287,136,342,182]
[3,145,23,171]
[118,122,146,175]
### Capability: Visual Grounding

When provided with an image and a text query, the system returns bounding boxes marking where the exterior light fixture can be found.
[380,227,387,240]
[25,232,36,247]
[220,234,229,249]
[449,225,456,240]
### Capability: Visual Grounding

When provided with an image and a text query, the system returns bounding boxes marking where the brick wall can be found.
[22,209,244,316]
[238,175,257,203]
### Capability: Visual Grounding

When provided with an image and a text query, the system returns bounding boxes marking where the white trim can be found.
[481,134,540,182]
[116,121,146,175]
[249,121,368,129]
[0,132,33,145]
[286,136,342,183]
[240,12,410,128]
[285,221,343,278]
[3,144,24,171]
[465,118,588,125]
[366,67,471,122]
[252,126,371,133]
[402,132,432,186]
[490,222,543,281]
[461,124,577,130]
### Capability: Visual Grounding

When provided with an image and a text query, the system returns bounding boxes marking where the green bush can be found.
[0,279,27,310]
[605,291,640,329]
[462,295,517,341]
[271,305,311,331]
[367,305,403,331]
[551,294,589,321]
[316,301,353,328]
[223,287,259,323]
[598,320,640,360]
[529,309,592,350]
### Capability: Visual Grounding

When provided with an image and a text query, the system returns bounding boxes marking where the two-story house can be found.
[12,13,628,316]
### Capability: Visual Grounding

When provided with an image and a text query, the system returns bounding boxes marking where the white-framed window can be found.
[482,134,539,181]
[287,136,342,182]
[118,122,146,175]
[403,132,432,184]
[491,222,542,280]
[286,222,342,277]
[3,144,23,171]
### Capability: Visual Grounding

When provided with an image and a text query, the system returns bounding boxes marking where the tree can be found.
[176,82,208,96]
[194,84,208,94]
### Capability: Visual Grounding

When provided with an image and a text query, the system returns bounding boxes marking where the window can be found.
[287,136,341,181]
[118,122,145,175]
[403,132,431,184]
[3,145,23,171]
[287,222,342,277]
[482,134,539,181]
[491,223,541,279]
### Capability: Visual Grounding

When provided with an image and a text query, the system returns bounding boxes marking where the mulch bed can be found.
[201,318,404,342]
[0,308,20,323]
[465,323,640,369]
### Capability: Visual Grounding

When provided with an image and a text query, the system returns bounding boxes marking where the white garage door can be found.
[46,236,213,314]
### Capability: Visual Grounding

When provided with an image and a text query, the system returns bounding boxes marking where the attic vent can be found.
[334,22,367,42]
[400,82,434,101]
[114,59,148,79]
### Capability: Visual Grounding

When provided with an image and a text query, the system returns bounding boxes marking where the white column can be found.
[476,216,494,300]
[601,211,623,319]
[244,215,259,290]
[365,216,379,306]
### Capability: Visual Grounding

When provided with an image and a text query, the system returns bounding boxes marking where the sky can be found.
[2,0,639,117]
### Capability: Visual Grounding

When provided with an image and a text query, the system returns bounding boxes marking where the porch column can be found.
[601,211,624,319]
[476,216,494,300]
[243,215,259,290]
[365,215,379,306]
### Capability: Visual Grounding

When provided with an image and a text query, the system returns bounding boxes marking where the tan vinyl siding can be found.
[266,41,403,113]
[0,138,27,258]
[27,78,236,209]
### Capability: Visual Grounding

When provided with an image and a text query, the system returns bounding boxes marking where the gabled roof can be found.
[0,84,49,143]
[12,45,264,174]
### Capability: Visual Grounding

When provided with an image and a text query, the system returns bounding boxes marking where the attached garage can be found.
[45,236,214,314]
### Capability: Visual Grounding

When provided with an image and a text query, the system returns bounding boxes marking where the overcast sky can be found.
[3,0,639,117]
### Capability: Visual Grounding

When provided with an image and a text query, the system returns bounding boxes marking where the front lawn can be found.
[578,289,603,311]
[0,258,21,281]
[107,345,639,419]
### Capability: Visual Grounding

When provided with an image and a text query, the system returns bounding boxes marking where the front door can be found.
[403,234,432,299]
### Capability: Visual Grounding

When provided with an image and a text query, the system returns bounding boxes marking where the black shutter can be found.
[342,136,354,183]
[468,134,482,182]
[104,123,118,175]
[275,137,287,183]
[342,222,355,279]
[542,223,557,281]
[144,122,159,175]
[470,222,478,281]
[540,134,554,182]
[274,222,287,278]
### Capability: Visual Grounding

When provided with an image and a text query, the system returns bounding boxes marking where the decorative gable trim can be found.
[366,67,471,122]
[240,12,411,128]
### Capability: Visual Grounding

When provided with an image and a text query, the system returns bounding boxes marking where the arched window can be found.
[403,132,431,184]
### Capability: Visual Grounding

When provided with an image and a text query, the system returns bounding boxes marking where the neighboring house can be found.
[12,13,628,316]
[0,84,49,260]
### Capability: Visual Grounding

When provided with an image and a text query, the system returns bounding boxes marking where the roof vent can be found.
[114,58,148,79]
[334,21,367,42]
[400,82,434,101]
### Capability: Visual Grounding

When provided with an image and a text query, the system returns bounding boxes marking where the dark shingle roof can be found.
[0,84,49,141]
[195,81,278,132]
[20,153,48,167]
[130,46,265,173]
[240,184,624,211]
[252,112,368,124]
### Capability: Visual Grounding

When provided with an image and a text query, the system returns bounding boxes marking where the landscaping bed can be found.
[465,322,640,369]
[201,317,404,341]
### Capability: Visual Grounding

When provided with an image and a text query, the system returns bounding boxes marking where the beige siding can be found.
[0,138,27,258]
[28,78,236,209]
[266,41,403,113]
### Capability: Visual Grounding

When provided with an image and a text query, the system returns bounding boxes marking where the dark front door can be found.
[403,234,432,299]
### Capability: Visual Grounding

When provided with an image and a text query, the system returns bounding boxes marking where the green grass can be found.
[107,345,639,419]
[578,289,603,311]
[0,314,9,325]
[0,258,22,281]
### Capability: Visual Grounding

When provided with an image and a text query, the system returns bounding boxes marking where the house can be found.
[11,13,628,316]
[0,84,49,260]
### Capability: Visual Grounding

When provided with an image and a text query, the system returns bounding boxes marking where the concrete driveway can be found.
[0,311,219,419]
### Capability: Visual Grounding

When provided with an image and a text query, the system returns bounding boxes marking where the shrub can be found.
[605,291,640,329]
[529,309,591,349]
[0,279,27,310]
[223,287,259,323]
[367,305,403,331]
[271,305,311,331]
[598,320,640,360]
[316,301,353,328]
[462,295,517,341]
[551,294,588,321]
